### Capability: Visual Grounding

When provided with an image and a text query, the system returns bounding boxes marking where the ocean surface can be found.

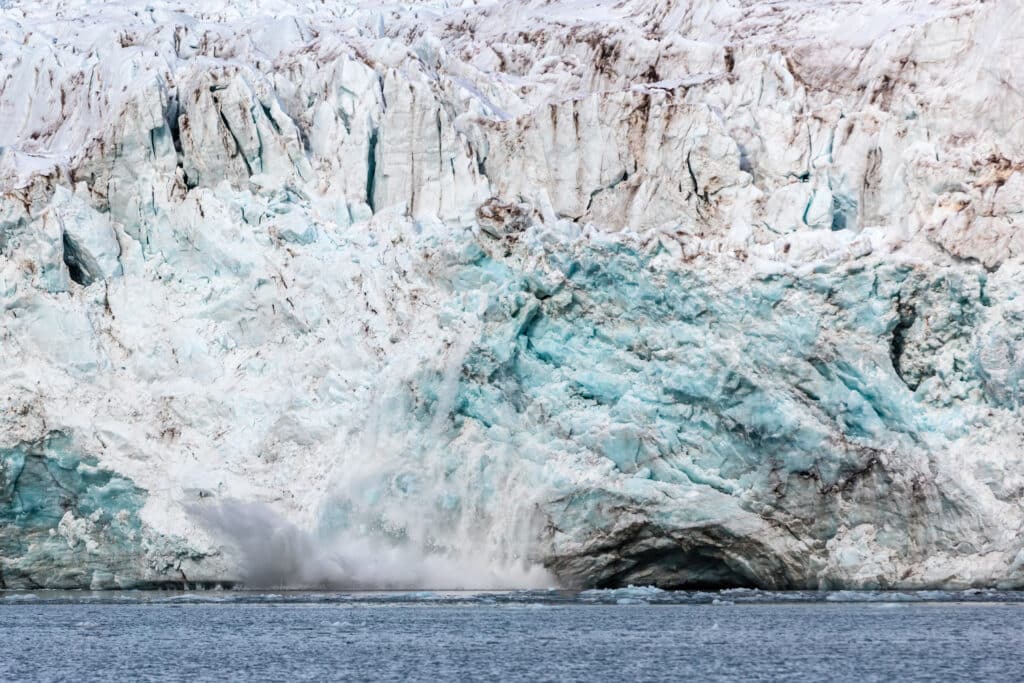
[2,589,1023,681]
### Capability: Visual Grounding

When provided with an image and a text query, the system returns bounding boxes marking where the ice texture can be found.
[0,432,199,588]
[1,0,1023,589]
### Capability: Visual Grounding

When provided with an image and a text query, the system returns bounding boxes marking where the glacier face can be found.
[1,0,1023,590]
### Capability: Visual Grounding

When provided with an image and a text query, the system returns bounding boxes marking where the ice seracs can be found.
[1,0,1023,590]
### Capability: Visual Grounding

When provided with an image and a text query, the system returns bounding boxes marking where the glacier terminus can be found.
[1,0,1023,591]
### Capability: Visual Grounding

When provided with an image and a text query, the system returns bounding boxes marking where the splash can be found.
[192,500,555,590]
[191,335,557,590]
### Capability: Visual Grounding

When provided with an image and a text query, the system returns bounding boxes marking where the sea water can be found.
[1,590,1023,681]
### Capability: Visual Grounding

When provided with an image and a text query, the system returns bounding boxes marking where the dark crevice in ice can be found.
[62,233,93,286]
[165,94,183,156]
[366,127,378,213]
[686,151,707,202]
[585,169,629,211]
[259,101,282,135]
[217,107,254,176]
[890,296,917,389]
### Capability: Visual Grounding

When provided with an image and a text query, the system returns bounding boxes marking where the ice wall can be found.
[1,0,1023,589]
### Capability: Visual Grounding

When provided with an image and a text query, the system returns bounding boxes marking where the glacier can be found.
[1,0,1023,590]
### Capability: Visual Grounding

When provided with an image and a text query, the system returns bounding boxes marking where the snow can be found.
[1,0,1023,589]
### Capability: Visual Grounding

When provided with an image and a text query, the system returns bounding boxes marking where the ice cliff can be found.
[2,0,1023,590]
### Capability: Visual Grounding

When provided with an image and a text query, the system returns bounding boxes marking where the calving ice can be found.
[1,0,1023,591]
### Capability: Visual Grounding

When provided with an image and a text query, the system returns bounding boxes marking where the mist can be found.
[190,500,557,590]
